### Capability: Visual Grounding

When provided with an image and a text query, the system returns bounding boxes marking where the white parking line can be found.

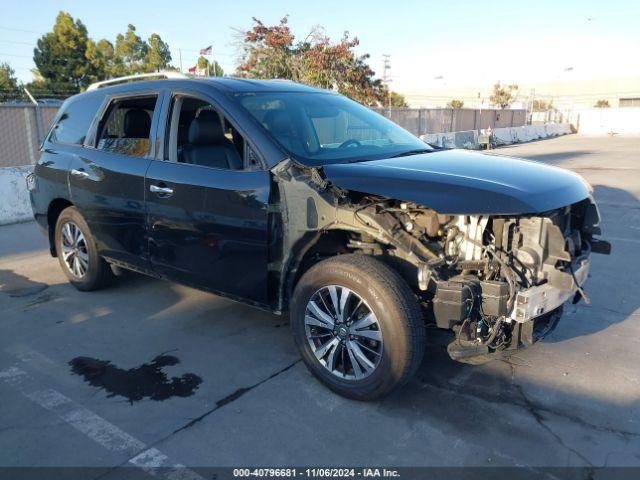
[0,366,204,480]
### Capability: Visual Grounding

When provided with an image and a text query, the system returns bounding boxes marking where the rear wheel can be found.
[54,207,114,291]
[291,254,426,400]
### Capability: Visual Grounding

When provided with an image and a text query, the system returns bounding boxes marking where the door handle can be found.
[150,184,174,197]
[70,168,89,179]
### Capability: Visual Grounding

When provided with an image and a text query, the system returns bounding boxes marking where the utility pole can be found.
[529,88,535,125]
[179,49,183,73]
[382,54,392,115]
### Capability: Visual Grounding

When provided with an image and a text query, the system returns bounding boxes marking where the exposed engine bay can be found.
[272,160,611,363]
[345,196,607,361]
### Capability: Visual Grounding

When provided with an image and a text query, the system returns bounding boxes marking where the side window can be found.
[166,96,246,170]
[48,95,103,145]
[95,95,158,158]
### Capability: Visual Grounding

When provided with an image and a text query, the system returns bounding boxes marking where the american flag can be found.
[199,45,212,55]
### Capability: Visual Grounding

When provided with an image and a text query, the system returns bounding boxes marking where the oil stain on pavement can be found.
[69,354,202,404]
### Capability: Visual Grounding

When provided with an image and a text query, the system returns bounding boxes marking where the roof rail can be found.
[86,71,188,91]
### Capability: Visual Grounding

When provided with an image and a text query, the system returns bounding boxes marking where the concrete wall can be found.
[0,105,58,224]
[576,107,640,134]
[420,123,572,149]
[0,165,33,225]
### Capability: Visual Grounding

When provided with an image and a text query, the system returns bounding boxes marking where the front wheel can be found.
[291,254,426,400]
[54,206,114,291]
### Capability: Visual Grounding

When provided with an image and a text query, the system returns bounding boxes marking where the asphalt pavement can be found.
[1,134,639,476]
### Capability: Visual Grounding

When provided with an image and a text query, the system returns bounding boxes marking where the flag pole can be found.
[209,43,215,77]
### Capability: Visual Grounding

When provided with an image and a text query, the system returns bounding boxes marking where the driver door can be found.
[145,90,271,305]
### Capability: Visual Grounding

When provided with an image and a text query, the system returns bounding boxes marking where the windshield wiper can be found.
[390,149,434,158]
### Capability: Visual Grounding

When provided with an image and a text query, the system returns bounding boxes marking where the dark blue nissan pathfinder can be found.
[28,72,610,400]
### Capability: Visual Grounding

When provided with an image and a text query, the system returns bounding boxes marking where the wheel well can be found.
[47,198,73,257]
[284,230,352,308]
[281,229,423,313]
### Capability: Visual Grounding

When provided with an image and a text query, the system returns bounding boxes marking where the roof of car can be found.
[78,76,331,98]
[196,77,329,93]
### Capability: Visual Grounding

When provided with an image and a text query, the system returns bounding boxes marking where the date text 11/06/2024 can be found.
[233,468,401,478]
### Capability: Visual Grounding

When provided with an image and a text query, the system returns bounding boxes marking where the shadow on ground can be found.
[0,269,48,297]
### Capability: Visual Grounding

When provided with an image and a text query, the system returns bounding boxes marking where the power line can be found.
[0,52,32,58]
[408,89,640,99]
[0,39,34,46]
[0,26,41,34]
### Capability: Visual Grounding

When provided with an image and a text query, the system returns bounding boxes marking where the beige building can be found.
[403,77,640,111]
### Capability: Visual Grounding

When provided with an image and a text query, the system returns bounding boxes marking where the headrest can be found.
[123,109,151,138]
[263,110,294,136]
[188,110,224,145]
[178,118,192,144]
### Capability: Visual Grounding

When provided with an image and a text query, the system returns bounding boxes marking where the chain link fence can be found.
[372,108,527,136]
[0,105,58,168]
[0,104,527,169]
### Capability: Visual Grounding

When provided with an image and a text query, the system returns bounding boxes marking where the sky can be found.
[1,0,639,94]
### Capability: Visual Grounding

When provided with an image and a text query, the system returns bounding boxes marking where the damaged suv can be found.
[29,74,610,400]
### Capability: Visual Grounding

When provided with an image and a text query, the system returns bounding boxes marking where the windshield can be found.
[237,92,431,166]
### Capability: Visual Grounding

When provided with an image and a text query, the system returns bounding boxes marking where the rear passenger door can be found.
[68,92,163,270]
[145,91,271,305]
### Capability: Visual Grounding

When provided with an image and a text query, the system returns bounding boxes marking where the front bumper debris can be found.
[511,256,590,323]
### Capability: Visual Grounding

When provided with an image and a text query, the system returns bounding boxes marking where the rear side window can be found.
[95,95,158,158]
[48,96,103,145]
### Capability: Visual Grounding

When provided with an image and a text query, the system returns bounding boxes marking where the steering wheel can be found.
[338,139,362,149]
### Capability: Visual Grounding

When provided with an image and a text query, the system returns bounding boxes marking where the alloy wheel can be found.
[304,285,383,380]
[60,221,89,278]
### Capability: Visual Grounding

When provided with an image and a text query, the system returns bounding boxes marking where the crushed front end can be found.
[271,159,611,363]
[336,195,611,362]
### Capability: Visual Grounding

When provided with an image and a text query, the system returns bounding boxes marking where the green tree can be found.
[0,63,21,101]
[196,56,224,76]
[33,11,95,92]
[115,24,148,74]
[532,99,552,111]
[447,99,464,109]
[236,16,296,80]
[23,69,49,99]
[388,91,408,107]
[489,82,519,109]
[383,91,409,108]
[236,17,388,106]
[86,39,121,80]
[145,34,172,72]
[594,99,610,108]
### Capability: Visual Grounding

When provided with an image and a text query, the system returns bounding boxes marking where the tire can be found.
[54,206,114,291]
[291,254,426,400]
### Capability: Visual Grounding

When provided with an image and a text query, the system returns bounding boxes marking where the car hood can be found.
[322,149,591,214]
